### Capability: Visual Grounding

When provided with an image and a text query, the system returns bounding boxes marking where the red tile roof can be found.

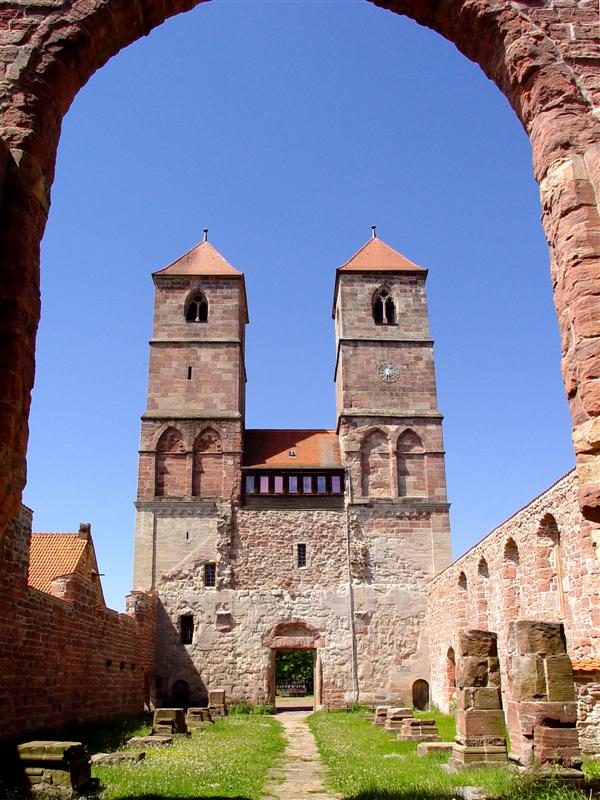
[154,240,243,277]
[243,430,342,469]
[572,658,600,672]
[28,531,105,604]
[28,533,88,594]
[338,236,425,273]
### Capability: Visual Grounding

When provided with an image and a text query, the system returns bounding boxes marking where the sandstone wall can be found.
[0,507,156,742]
[153,502,441,706]
[427,470,600,753]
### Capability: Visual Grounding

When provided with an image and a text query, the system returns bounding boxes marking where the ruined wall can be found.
[427,470,600,753]
[154,502,440,707]
[0,507,156,742]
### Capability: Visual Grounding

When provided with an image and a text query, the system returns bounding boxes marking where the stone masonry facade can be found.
[0,506,156,742]
[133,235,452,708]
[427,470,600,755]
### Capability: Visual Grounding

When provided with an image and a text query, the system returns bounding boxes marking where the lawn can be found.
[308,709,596,800]
[93,715,285,799]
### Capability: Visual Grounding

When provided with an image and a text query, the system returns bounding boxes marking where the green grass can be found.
[94,715,285,799]
[308,709,596,800]
[31,713,153,755]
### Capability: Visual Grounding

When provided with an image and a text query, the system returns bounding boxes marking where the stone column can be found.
[448,630,508,770]
[505,620,582,780]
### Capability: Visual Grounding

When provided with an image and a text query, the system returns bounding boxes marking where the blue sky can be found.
[26,0,574,610]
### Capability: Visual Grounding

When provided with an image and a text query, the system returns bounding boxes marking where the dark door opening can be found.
[412,679,430,711]
[275,650,314,710]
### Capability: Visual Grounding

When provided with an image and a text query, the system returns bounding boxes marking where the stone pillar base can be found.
[447,741,509,770]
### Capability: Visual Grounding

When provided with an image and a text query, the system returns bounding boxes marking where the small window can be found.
[303,476,313,494]
[331,475,342,494]
[259,475,269,493]
[373,287,396,325]
[180,615,194,644]
[274,476,284,494]
[288,476,298,494]
[297,543,307,568]
[186,293,208,323]
[187,366,193,380]
[245,475,255,494]
[204,563,216,587]
[317,476,327,493]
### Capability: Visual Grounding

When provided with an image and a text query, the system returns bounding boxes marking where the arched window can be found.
[456,571,468,628]
[360,430,390,498]
[503,537,521,621]
[185,292,208,323]
[192,428,223,498]
[476,557,489,629]
[537,513,566,620]
[155,427,186,497]
[397,429,426,497]
[373,287,396,325]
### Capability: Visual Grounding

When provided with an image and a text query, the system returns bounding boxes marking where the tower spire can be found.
[203,227,209,243]
[371,225,377,239]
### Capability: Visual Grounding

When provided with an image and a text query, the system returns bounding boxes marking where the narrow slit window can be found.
[245,475,255,494]
[297,543,307,568]
[317,476,327,493]
[303,476,312,494]
[331,475,342,494]
[259,475,270,493]
[187,366,193,380]
[288,476,298,494]
[180,615,194,644]
[274,476,284,494]
[204,563,216,587]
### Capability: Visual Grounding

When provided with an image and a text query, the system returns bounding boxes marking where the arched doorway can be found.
[263,621,324,709]
[412,679,430,711]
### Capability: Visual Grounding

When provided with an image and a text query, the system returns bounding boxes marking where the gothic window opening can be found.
[373,287,396,325]
[361,430,390,498]
[180,614,194,644]
[397,429,426,497]
[204,563,216,587]
[537,513,566,620]
[185,292,208,323]
[503,538,521,621]
[297,543,307,568]
[192,428,223,498]
[155,427,186,497]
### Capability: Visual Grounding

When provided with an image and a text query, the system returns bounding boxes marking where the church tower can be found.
[133,234,248,591]
[333,231,451,572]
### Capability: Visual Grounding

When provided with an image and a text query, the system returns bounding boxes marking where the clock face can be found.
[378,362,400,383]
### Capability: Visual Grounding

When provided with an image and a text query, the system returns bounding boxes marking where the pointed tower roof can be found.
[337,235,425,273]
[154,239,243,277]
[332,234,426,317]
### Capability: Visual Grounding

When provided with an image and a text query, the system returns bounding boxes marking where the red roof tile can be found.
[154,240,243,277]
[338,236,425,273]
[28,533,88,594]
[572,658,600,672]
[243,430,341,469]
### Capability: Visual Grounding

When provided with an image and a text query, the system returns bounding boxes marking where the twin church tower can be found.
[133,231,451,708]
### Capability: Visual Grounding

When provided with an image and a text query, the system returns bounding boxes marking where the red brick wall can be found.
[0,506,156,743]
[427,470,600,753]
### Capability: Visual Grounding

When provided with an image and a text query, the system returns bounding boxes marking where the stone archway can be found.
[1,1,600,535]
[264,621,324,708]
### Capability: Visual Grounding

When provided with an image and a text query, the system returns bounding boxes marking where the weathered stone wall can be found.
[427,470,600,753]
[0,506,156,742]
[153,501,442,706]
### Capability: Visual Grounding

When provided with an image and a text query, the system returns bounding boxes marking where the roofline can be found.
[427,467,577,584]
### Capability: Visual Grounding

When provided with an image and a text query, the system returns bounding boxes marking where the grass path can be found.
[262,710,340,800]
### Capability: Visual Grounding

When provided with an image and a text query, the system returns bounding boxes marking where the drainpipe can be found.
[344,468,359,703]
